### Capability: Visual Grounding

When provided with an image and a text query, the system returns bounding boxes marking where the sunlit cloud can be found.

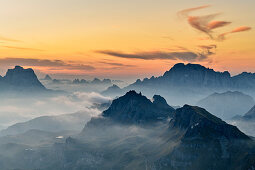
[178,5,211,17]
[207,21,232,30]
[179,5,251,41]
[218,26,252,40]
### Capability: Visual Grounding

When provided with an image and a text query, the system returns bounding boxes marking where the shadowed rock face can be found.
[170,105,250,140]
[162,63,232,88]
[131,63,255,90]
[102,90,174,124]
[0,66,46,91]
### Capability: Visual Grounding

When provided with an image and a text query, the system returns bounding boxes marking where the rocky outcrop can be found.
[102,90,174,124]
[170,105,249,140]
[0,66,46,91]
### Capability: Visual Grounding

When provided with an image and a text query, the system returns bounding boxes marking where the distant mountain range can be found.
[0,66,46,92]
[103,63,255,105]
[197,91,255,119]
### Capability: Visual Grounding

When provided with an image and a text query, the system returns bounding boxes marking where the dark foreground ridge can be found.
[0,91,254,170]
[102,90,175,124]
[170,105,250,140]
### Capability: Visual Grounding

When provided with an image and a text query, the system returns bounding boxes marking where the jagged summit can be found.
[102,90,174,124]
[170,105,249,140]
[129,62,255,90]
[0,65,46,91]
[152,95,175,112]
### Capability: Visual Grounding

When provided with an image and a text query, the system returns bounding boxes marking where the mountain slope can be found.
[0,111,92,136]
[101,90,174,124]
[0,91,254,170]
[197,91,255,119]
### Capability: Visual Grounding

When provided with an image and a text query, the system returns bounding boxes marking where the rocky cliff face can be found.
[156,105,252,170]
[129,63,255,90]
[0,66,46,91]
[170,105,249,140]
[102,90,174,124]
[162,63,232,88]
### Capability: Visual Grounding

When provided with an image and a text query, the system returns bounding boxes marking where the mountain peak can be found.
[244,105,255,119]
[102,90,174,124]
[170,105,249,140]
[152,95,175,111]
[0,66,46,91]
[44,74,52,80]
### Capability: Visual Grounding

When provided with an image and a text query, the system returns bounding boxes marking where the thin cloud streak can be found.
[99,61,135,67]
[178,5,211,17]
[96,50,213,62]
[2,46,44,51]
[0,36,21,42]
[218,26,252,40]
[0,58,95,71]
[207,21,232,30]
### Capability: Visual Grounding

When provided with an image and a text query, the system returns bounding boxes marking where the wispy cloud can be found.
[218,26,252,40]
[178,5,252,41]
[99,61,135,67]
[207,21,232,30]
[179,5,252,41]
[96,50,213,62]
[178,5,211,17]
[0,36,21,42]
[198,44,217,50]
[2,46,44,51]
[0,58,95,71]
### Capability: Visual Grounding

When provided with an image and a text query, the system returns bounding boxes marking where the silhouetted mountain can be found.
[43,74,52,81]
[244,105,255,119]
[197,91,255,119]
[156,105,253,170]
[170,105,249,140]
[101,90,174,124]
[0,66,46,92]
[0,111,92,136]
[102,84,123,96]
[73,78,88,84]
[105,63,255,105]
[232,72,255,89]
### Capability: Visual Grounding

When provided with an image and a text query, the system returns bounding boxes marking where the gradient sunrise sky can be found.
[0,0,254,80]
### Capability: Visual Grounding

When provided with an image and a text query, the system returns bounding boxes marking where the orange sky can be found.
[0,0,254,80]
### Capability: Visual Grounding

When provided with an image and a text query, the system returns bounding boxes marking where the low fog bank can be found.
[0,91,111,130]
